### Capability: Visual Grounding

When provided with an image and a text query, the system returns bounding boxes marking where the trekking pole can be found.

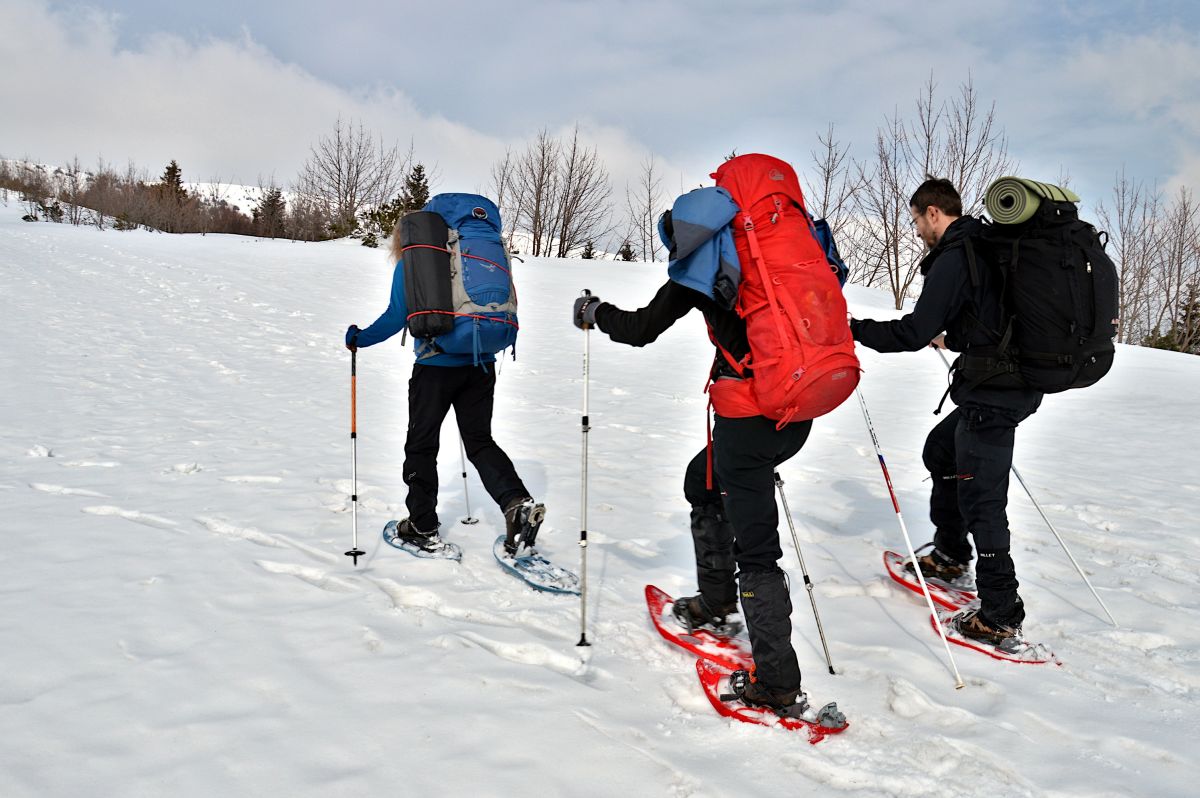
[458,434,479,525]
[577,290,593,648]
[774,471,835,675]
[345,350,365,566]
[930,346,1118,628]
[856,387,964,688]
[1010,466,1118,627]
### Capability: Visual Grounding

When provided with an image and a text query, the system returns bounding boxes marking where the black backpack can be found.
[960,200,1119,393]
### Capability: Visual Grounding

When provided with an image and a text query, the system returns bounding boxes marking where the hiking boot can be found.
[503,497,546,555]
[951,606,1020,646]
[671,594,740,635]
[906,545,968,582]
[395,518,443,553]
[725,669,811,719]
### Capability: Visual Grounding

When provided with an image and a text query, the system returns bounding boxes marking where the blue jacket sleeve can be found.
[355,262,408,348]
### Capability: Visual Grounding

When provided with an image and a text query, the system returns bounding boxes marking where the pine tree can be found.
[358,196,406,248]
[400,163,430,211]
[160,160,185,204]
[1144,283,1200,355]
[1173,283,1200,354]
[581,240,596,259]
[253,188,287,239]
[617,240,635,261]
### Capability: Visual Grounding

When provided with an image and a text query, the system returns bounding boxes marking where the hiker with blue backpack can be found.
[574,155,858,721]
[345,194,544,558]
[849,176,1118,648]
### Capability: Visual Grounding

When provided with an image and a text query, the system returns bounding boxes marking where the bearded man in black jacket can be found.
[850,178,1042,645]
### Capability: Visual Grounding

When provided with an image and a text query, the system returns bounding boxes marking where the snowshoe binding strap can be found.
[814,702,847,729]
[721,669,835,725]
[504,501,546,555]
[719,668,752,702]
[672,595,742,636]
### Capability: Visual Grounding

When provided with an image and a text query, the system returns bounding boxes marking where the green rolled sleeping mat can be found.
[984,177,1081,224]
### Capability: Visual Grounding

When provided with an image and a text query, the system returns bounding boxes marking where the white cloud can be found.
[0,0,693,245]
[0,4,583,191]
[1064,31,1200,129]
[3,0,1198,230]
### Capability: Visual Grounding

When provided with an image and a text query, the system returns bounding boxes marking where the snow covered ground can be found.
[2,202,1198,797]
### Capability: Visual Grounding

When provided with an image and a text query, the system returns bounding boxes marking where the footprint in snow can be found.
[195,516,285,547]
[82,505,177,529]
[256,560,358,593]
[455,630,589,677]
[31,483,107,497]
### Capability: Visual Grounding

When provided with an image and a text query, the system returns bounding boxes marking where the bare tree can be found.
[624,155,664,262]
[60,156,88,225]
[854,109,922,305]
[490,147,522,252]
[852,76,1014,308]
[294,117,405,237]
[809,124,864,280]
[500,127,614,258]
[511,129,560,256]
[553,126,613,258]
[1150,188,1200,344]
[84,158,120,229]
[938,75,1015,213]
[1096,171,1162,344]
[197,177,231,236]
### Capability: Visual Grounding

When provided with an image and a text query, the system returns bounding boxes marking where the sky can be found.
[2,0,1200,211]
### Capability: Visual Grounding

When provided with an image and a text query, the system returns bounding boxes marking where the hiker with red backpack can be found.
[345,194,545,559]
[573,154,859,718]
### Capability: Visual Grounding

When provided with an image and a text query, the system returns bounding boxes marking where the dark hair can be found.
[909,177,962,217]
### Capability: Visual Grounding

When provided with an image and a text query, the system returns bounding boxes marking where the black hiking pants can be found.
[922,396,1041,627]
[683,414,812,692]
[403,363,529,532]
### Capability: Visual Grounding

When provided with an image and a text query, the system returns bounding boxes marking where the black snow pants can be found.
[403,363,529,532]
[683,414,812,693]
[922,395,1041,627]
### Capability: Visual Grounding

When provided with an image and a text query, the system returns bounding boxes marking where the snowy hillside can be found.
[2,205,1198,797]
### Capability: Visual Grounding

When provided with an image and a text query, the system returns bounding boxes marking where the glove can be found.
[573,294,601,330]
[345,324,361,352]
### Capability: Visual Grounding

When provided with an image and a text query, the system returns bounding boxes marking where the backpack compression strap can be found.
[932,241,1020,413]
[401,242,518,332]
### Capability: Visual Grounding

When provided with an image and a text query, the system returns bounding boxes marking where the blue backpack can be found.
[400,193,518,362]
[810,217,849,287]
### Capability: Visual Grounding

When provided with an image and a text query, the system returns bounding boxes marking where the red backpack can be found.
[712,154,860,425]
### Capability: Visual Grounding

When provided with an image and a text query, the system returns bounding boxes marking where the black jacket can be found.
[850,216,1041,409]
[593,280,748,379]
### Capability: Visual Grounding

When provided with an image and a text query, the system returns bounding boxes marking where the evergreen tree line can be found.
[0,158,258,236]
[0,119,434,245]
